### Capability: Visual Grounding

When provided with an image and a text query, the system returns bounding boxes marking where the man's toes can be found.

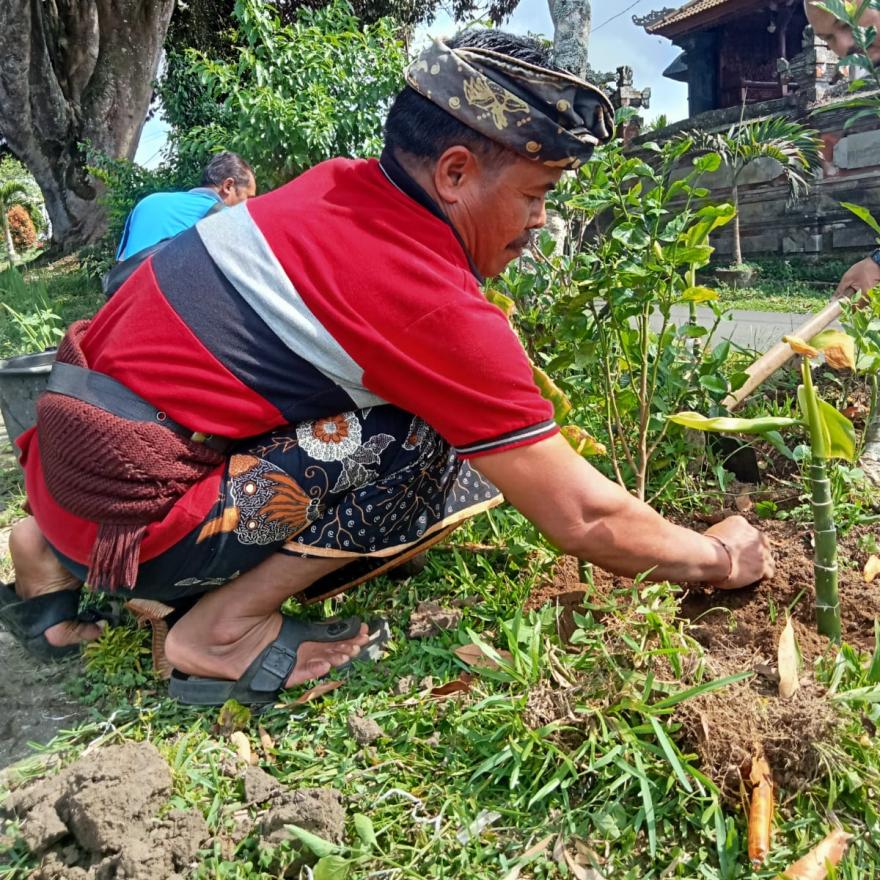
[290,657,332,685]
[43,619,104,648]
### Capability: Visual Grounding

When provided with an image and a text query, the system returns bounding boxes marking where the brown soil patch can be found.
[1,741,346,877]
[527,518,879,798]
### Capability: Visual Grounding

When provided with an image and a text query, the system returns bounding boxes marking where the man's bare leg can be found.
[9,516,101,648]
[164,552,370,687]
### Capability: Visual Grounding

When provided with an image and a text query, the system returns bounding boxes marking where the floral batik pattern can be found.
[197,454,322,545]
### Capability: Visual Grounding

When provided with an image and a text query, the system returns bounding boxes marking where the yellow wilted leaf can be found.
[810,330,856,371]
[533,365,572,423]
[229,731,255,765]
[561,424,607,457]
[864,555,880,583]
[485,288,517,319]
[783,336,818,359]
[778,616,800,700]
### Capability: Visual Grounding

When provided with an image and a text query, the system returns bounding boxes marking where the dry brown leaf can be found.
[748,751,774,867]
[258,725,275,762]
[778,617,800,700]
[430,674,473,699]
[229,731,254,765]
[453,642,514,671]
[864,555,880,583]
[782,829,853,879]
[519,833,554,861]
[288,679,344,706]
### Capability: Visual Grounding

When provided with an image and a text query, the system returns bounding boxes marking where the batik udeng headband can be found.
[406,39,615,169]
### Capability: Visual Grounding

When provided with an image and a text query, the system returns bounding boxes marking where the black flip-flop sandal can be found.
[0,582,108,661]
[168,616,390,706]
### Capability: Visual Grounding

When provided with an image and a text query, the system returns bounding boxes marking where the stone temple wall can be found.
[709,108,880,260]
[631,28,880,261]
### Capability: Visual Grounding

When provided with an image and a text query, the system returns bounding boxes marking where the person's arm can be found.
[834,252,880,299]
[472,433,774,589]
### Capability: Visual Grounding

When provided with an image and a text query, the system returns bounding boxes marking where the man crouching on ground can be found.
[2,29,774,706]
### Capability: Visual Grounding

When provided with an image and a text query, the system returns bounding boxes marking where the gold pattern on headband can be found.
[463,76,529,130]
[405,38,615,165]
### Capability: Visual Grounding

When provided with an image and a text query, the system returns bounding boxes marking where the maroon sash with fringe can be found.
[36,321,224,590]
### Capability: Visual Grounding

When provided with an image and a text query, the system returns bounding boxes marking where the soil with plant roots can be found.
[526,517,880,800]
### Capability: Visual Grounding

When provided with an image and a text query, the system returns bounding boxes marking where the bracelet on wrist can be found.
[707,535,733,583]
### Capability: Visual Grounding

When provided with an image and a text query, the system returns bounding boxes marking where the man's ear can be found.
[432,146,480,206]
[219,177,237,196]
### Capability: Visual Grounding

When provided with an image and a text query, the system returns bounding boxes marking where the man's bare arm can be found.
[472,433,774,589]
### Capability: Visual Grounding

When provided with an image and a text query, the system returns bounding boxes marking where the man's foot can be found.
[9,517,101,649]
[164,607,371,689]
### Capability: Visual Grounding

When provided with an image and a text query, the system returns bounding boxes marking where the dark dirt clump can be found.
[406,601,462,638]
[259,787,345,847]
[347,713,383,745]
[2,742,208,880]
[3,741,349,878]
[526,516,877,798]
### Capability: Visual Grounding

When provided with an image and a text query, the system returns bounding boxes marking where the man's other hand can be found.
[705,515,775,590]
[835,256,880,299]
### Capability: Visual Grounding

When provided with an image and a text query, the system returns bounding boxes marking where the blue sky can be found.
[134,0,688,167]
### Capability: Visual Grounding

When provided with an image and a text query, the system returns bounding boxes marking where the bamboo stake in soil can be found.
[801,361,842,642]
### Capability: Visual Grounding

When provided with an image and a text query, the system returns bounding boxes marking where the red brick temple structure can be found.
[635,0,880,259]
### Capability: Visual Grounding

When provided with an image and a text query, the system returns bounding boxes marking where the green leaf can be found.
[680,285,719,303]
[698,375,727,395]
[868,620,880,684]
[653,671,754,710]
[353,813,378,850]
[284,824,341,858]
[693,152,721,173]
[841,201,880,238]
[797,387,857,461]
[667,411,801,434]
[314,855,351,880]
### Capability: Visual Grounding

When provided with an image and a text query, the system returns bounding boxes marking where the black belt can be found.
[46,361,233,453]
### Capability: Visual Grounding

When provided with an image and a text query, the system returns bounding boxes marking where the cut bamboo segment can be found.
[723,300,843,412]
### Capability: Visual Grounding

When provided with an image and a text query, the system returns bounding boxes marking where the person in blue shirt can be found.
[115,152,257,260]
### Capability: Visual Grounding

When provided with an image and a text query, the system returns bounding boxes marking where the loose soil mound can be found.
[1,742,345,878]
[527,518,879,798]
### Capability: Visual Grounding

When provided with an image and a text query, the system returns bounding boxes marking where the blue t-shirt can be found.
[115,187,223,260]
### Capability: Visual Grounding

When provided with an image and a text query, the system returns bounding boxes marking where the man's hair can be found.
[201,152,255,188]
[384,29,562,167]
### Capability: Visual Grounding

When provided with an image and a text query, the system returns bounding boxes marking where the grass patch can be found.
[710,256,853,314]
[2,511,878,878]
[0,258,102,359]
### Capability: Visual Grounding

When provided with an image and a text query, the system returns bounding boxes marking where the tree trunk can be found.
[1,208,17,265]
[732,182,743,266]
[548,0,591,78]
[0,1,176,250]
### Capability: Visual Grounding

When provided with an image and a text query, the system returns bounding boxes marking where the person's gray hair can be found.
[201,152,255,188]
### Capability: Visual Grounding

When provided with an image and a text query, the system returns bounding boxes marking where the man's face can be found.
[444,152,563,277]
[219,174,257,206]
[806,1,880,63]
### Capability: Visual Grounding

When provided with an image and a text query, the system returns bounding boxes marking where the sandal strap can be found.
[231,616,363,700]
[0,584,80,638]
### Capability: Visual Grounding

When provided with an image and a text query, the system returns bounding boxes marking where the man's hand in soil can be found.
[834,256,880,300]
[704,515,775,590]
[473,434,776,588]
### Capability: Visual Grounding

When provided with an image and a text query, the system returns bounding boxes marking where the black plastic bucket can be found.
[0,349,55,446]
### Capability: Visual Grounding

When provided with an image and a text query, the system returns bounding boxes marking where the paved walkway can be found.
[654,305,839,352]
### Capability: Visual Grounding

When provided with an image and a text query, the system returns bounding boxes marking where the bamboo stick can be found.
[723,300,843,411]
